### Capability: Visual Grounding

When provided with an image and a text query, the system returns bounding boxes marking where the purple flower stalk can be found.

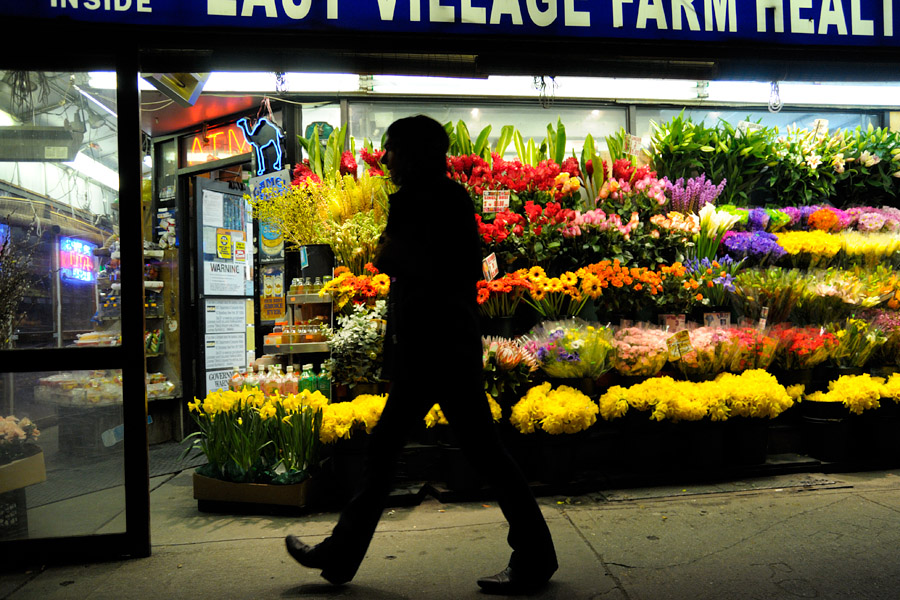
[665,174,727,213]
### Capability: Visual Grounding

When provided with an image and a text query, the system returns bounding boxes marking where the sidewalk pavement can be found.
[4,468,900,599]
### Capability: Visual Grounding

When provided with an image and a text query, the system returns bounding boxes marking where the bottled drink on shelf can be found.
[316,365,331,401]
[228,366,244,392]
[283,365,299,395]
[304,277,313,294]
[243,366,259,391]
[257,365,269,394]
[299,364,315,393]
[270,365,285,395]
[313,276,323,293]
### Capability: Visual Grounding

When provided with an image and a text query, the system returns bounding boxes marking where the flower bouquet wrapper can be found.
[612,324,670,377]
[726,326,778,373]
[674,326,737,379]
[828,318,887,369]
[521,318,614,379]
[771,324,838,371]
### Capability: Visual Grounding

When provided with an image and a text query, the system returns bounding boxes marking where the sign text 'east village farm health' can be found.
[35,1,899,45]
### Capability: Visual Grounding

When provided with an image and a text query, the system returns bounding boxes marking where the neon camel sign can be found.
[236,117,286,176]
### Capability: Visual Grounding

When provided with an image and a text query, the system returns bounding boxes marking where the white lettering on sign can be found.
[850,0,874,35]
[790,0,814,34]
[705,0,736,31]
[756,0,785,32]
[208,0,336,18]
[527,0,557,27]
[672,0,701,31]
[886,0,894,36]
[637,0,667,29]
[52,0,151,11]
[491,0,524,25]
[431,0,454,22]
[461,0,486,23]
[564,0,590,26]
[612,0,632,27]
[818,0,847,34]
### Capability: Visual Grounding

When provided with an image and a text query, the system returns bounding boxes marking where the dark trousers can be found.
[317,370,558,583]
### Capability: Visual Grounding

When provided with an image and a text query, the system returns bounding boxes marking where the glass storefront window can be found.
[635,107,882,146]
[0,369,126,540]
[0,71,120,351]
[349,100,628,158]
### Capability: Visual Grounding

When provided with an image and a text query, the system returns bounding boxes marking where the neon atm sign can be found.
[59,237,97,283]
[182,122,251,167]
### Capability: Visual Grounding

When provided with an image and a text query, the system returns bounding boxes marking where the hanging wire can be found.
[768,81,783,113]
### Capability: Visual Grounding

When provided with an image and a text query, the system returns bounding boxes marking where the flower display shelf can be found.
[192,471,309,512]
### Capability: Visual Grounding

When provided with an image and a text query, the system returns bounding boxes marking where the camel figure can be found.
[236,117,286,176]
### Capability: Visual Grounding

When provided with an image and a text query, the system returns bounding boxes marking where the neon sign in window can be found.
[59,237,98,283]
[182,122,251,167]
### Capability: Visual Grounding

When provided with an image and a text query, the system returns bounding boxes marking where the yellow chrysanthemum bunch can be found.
[805,373,886,415]
[598,370,793,423]
[424,394,502,428]
[510,383,599,435]
[319,393,389,443]
[711,370,793,419]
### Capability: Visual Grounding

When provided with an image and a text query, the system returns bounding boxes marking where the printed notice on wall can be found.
[205,332,246,370]
[205,298,247,334]
[202,189,224,228]
[205,368,234,395]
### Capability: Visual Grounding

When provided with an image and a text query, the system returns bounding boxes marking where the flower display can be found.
[684,256,741,307]
[827,318,887,368]
[776,230,843,269]
[838,231,900,268]
[516,266,590,319]
[323,300,387,386]
[693,203,742,260]
[673,326,736,378]
[476,272,533,318]
[729,267,807,324]
[612,326,670,377]
[721,231,787,266]
[0,415,40,465]
[185,389,324,484]
[510,382,599,434]
[771,324,839,370]
[726,327,778,372]
[321,264,390,312]
[664,173,727,214]
[805,374,886,415]
[482,336,540,399]
[598,370,792,422]
[521,319,614,379]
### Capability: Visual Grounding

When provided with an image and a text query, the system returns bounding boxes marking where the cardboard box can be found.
[192,472,308,507]
[0,446,46,494]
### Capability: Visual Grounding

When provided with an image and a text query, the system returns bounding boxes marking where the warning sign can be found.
[216,230,232,259]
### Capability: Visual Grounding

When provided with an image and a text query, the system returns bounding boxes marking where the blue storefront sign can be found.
[7,1,898,48]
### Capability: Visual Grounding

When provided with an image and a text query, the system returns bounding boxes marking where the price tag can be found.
[483,189,510,214]
[704,312,731,328]
[758,306,769,331]
[659,313,686,330]
[666,330,694,361]
[481,252,499,282]
[628,135,644,157]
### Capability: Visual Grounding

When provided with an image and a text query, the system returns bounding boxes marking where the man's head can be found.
[382,115,449,186]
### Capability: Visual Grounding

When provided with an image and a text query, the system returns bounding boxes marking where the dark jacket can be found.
[374,176,483,379]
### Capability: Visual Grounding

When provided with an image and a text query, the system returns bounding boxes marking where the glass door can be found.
[0,67,149,562]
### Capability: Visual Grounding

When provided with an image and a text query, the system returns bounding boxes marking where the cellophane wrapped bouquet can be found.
[521,319,614,379]
[612,325,670,377]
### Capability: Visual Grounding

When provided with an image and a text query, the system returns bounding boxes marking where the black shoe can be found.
[285,535,326,569]
[477,567,551,595]
[284,535,354,586]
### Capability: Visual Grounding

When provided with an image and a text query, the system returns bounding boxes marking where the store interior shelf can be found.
[286,293,331,305]
[264,342,330,354]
